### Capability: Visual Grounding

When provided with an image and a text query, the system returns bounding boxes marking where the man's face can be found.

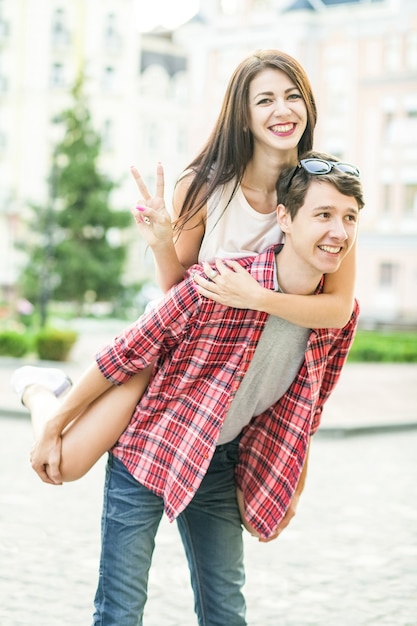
[279,180,359,278]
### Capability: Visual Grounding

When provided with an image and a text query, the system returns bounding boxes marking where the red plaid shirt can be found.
[96,246,359,538]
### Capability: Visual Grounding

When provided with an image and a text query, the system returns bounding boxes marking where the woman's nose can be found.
[274,98,291,116]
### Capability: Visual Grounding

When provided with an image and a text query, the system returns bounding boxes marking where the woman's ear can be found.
[277,203,291,233]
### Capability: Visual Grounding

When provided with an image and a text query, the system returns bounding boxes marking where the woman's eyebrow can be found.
[253,86,299,99]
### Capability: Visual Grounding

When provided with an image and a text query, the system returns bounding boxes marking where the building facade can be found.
[0,0,416,324]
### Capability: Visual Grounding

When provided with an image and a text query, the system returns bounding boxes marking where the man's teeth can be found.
[319,245,341,253]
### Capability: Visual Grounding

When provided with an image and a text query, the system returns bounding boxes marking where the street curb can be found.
[316,421,417,438]
[0,407,28,419]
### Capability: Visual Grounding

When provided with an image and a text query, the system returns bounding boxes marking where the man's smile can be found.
[318,245,343,254]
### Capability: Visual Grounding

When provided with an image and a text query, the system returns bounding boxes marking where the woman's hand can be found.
[193,258,265,309]
[130,162,173,248]
[30,423,63,485]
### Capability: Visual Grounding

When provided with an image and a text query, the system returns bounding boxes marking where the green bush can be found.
[34,328,78,362]
[348,331,417,362]
[0,330,31,357]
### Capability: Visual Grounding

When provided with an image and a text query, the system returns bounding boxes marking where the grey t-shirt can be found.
[217,285,310,445]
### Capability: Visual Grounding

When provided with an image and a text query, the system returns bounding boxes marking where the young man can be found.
[16,153,364,626]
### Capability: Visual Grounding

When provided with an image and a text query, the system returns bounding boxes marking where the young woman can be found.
[16,50,356,498]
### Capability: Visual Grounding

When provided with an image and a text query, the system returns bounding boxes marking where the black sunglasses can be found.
[286,158,360,191]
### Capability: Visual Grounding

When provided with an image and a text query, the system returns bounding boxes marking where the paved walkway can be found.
[1,416,416,625]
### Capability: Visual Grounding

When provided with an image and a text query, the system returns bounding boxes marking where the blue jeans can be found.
[92,437,246,626]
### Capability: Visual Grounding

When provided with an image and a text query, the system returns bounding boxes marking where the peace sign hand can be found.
[130,162,173,247]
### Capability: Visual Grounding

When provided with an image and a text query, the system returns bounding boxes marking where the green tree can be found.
[20,77,131,323]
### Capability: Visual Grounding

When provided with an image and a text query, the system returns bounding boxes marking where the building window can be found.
[404,184,417,215]
[177,126,187,153]
[384,35,402,73]
[51,8,70,45]
[50,62,65,86]
[140,65,170,98]
[144,121,159,151]
[104,13,121,50]
[0,70,7,92]
[383,111,394,142]
[103,66,115,90]
[364,40,381,76]
[405,31,417,71]
[379,262,398,288]
[0,16,9,38]
[140,51,187,79]
[101,119,114,151]
[381,184,391,215]
[105,13,117,38]
[172,72,187,103]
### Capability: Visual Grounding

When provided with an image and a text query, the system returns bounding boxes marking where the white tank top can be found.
[198,179,282,263]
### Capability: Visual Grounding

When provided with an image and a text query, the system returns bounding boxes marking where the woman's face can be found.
[248,68,308,157]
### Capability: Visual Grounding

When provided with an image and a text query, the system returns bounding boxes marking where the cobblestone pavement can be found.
[1,414,416,626]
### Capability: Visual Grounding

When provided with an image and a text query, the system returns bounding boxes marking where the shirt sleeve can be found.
[310,299,360,434]
[96,278,200,385]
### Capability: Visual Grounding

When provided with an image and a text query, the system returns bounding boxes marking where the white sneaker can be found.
[11,365,72,401]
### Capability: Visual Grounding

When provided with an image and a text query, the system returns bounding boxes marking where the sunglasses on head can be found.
[299,158,360,177]
[286,157,360,191]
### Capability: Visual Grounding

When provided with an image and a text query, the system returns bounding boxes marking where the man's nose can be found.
[331,219,348,241]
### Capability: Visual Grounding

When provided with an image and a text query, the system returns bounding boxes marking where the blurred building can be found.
[0,0,416,325]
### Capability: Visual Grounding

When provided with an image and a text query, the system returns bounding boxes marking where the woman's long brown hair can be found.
[174,49,317,235]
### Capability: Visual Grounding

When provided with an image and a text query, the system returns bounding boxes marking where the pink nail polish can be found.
[136,205,145,212]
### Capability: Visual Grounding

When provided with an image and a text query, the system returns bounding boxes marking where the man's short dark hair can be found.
[277,150,365,219]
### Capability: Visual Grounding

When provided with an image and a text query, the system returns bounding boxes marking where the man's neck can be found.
[274,247,322,296]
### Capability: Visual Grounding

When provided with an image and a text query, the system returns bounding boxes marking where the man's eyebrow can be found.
[312,204,359,214]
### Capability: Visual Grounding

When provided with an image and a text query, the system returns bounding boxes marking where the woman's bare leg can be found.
[23,384,62,438]
[23,367,152,482]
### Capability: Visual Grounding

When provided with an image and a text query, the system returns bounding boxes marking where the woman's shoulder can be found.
[176,168,195,183]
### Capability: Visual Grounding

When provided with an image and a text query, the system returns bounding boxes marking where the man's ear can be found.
[277,203,291,233]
